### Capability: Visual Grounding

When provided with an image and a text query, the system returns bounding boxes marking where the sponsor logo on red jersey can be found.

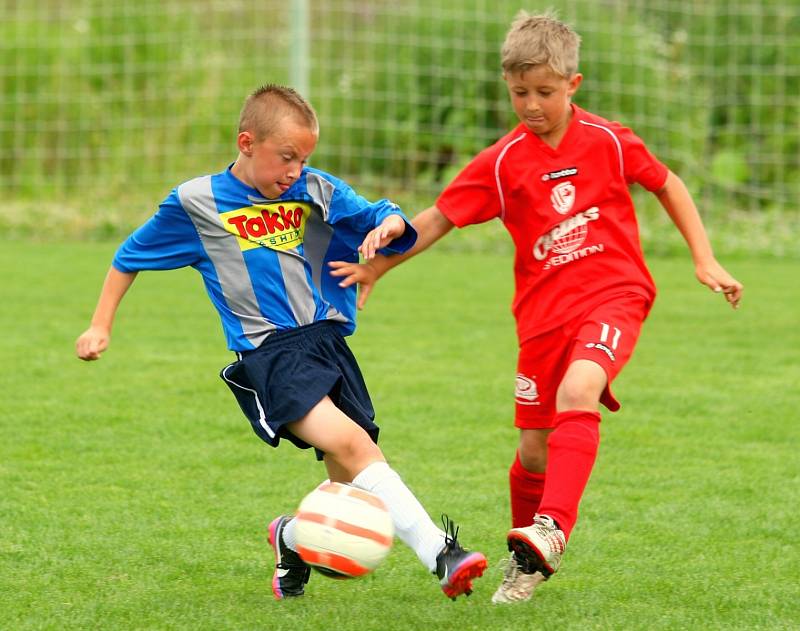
[533,206,600,261]
[585,342,616,361]
[515,373,540,405]
[550,181,576,215]
[535,205,608,271]
[541,167,578,182]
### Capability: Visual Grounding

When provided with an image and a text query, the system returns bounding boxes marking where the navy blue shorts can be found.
[220,321,378,459]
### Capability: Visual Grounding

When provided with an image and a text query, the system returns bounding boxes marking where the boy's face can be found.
[504,66,582,144]
[236,119,318,198]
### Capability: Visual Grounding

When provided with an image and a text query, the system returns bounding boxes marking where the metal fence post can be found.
[290,0,310,97]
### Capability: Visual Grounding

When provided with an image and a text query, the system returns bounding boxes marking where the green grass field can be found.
[1,241,798,630]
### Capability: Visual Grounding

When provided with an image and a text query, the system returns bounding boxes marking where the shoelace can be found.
[498,554,521,587]
[534,514,557,530]
[532,514,565,554]
[441,514,460,549]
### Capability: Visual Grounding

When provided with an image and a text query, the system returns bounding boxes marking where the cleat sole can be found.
[441,552,488,599]
[507,534,554,578]
[268,517,285,600]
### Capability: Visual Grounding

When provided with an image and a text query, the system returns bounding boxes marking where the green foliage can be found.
[311,4,511,187]
[711,149,751,187]
[635,2,800,216]
[0,1,797,253]
[1,241,799,629]
[0,1,289,199]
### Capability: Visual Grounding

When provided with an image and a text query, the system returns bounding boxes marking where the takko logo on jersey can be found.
[220,203,311,251]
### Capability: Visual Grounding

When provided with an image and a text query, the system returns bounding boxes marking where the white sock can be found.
[282,516,298,551]
[351,461,445,571]
[282,479,329,553]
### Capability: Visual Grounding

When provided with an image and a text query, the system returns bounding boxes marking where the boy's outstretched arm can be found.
[655,170,743,309]
[76,267,138,360]
[358,213,408,261]
[329,205,455,309]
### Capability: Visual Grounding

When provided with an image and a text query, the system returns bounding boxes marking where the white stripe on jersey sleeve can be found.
[495,132,527,222]
[579,120,625,180]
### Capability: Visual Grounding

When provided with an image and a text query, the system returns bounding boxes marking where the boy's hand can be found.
[695,259,743,309]
[328,261,379,310]
[358,214,406,260]
[76,326,111,361]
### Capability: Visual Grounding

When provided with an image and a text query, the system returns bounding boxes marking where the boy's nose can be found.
[526,102,543,115]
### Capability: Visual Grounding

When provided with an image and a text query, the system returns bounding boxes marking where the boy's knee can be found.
[556,361,607,410]
[518,429,550,472]
[556,382,595,410]
[328,427,382,467]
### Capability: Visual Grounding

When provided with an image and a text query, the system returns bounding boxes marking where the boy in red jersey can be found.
[330,11,743,604]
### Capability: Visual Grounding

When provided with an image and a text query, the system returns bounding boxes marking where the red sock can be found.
[537,410,601,540]
[509,451,546,528]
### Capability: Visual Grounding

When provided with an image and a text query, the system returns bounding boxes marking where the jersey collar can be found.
[525,103,582,156]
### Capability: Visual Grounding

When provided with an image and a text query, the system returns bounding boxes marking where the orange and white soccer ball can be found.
[294,482,394,578]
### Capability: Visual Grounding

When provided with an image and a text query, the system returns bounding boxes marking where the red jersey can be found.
[436,104,669,343]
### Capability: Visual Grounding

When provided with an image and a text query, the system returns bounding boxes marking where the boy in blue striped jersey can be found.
[76,84,486,600]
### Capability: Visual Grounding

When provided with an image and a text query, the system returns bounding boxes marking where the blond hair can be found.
[501,10,581,77]
[238,84,318,140]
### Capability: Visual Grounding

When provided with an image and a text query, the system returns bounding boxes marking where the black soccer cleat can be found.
[268,515,311,599]
[434,515,488,600]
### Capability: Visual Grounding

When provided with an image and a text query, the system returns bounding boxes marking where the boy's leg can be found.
[508,295,649,583]
[266,397,383,600]
[506,361,604,583]
[347,460,442,569]
[535,360,605,539]
[288,396,386,480]
[510,335,563,529]
[494,330,566,604]
[268,514,311,599]
[351,461,487,599]
[537,409,602,540]
[510,427,552,527]
[287,396,487,599]
[494,443,549,604]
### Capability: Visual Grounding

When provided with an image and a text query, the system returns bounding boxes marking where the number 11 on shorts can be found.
[599,322,621,350]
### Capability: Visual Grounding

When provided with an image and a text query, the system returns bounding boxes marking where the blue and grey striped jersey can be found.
[113,165,417,351]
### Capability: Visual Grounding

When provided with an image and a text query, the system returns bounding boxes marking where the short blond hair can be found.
[238,84,318,140]
[501,10,581,77]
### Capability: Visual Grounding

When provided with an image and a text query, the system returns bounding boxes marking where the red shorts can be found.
[514,293,651,429]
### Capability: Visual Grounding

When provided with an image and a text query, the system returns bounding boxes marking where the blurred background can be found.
[2,0,797,255]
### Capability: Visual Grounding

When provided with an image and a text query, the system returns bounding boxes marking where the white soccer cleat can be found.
[506,514,566,577]
[491,552,547,604]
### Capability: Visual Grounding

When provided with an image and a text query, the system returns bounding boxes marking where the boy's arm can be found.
[76,267,138,360]
[329,205,455,309]
[357,212,408,261]
[655,170,743,309]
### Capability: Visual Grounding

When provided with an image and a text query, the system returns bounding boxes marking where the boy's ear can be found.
[567,73,583,97]
[237,131,254,156]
